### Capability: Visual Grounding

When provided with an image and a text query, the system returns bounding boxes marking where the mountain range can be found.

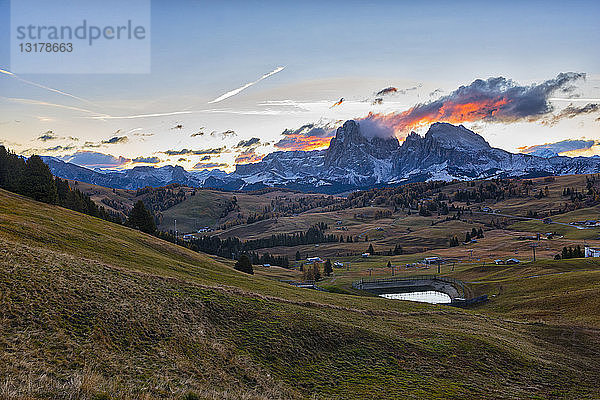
[42,120,600,194]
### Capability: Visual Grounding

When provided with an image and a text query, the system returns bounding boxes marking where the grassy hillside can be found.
[1,189,600,399]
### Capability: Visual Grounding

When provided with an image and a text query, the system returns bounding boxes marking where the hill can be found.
[1,188,600,399]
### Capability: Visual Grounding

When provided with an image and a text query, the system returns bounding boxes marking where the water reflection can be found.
[379,290,451,304]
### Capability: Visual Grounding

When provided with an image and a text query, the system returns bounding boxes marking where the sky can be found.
[0,0,599,171]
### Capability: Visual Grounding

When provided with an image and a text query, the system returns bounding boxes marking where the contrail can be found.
[4,97,108,117]
[0,68,96,106]
[86,110,194,120]
[208,66,285,104]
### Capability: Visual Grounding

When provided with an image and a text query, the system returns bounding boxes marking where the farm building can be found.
[584,245,600,258]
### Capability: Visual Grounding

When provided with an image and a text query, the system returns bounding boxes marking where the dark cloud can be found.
[44,144,76,152]
[235,149,263,164]
[102,136,129,145]
[375,87,397,96]
[83,141,102,148]
[282,123,337,138]
[543,103,600,125]
[376,84,421,97]
[161,147,225,156]
[193,162,229,169]
[235,137,260,148]
[177,157,187,162]
[38,130,57,141]
[200,155,211,161]
[171,124,183,130]
[275,122,339,150]
[132,156,161,164]
[60,151,131,168]
[372,98,383,105]
[361,72,587,134]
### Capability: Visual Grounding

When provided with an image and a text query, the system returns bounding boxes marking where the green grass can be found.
[1,189,600,399]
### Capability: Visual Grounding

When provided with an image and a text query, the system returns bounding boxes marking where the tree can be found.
[0,145,25,192]
[18,155,57,204]
[386,260,391,268]
[367,243,375,255]
[393,244,403,255]
[295,250,301,261]
[234,254,254,275]
[465,232,471,242]
[127,200,156,234]
[324,259,333,276]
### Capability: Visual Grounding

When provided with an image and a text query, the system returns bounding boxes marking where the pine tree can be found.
[324,259,333,276]
[367,243,375,254]
[127,200,156,234]
[234,254,254,275]
[18,155,57,204]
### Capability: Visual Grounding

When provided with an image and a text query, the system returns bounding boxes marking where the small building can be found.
[262,264,271,267]
[361,253,370,258]
[505,258,520,265]
[494,259,505,265]
[424,256,441,265]
[482,207,492,212]
[306,257,323,263]
[333,261,344,268]
[542,217,553,224]
[584,245,600,258]
[182,234,195,241]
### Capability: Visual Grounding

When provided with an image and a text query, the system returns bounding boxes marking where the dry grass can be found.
[1,189,600,399]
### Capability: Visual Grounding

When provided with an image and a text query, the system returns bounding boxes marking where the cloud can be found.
[542,103,600,125]
[375,84,421,97]
[274,122,339,151]
[330,98,344,108]
[37,130,57,141]
[235,137,260,148]
[161,147,225,156]
[235,150,263,164]
[60,151,131,168]
[375,87,398,96]
[44,144,76,152]
[102,136,129,145]
[0,68,96,106]
[132,156,161,164]
[210,129,236,138]
[208,66,285,103]
[190,128,205,137]
[200,155,211,161]
[519,139,596,157]
[193,162,229,169]
[360,72,587,135]
[178,157,187,162]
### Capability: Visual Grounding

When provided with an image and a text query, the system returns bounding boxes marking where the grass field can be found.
[2,188,600,399]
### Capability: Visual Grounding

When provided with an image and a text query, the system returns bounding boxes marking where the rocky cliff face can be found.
[43,120,600,193]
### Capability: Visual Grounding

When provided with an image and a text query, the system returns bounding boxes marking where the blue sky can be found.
[1,0,599,170]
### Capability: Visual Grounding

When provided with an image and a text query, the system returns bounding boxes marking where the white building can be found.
[584,245,600,258]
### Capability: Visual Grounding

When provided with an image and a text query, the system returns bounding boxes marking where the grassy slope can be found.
[1,189,599,399]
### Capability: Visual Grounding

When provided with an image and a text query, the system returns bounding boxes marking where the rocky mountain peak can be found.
[423,122,491,151]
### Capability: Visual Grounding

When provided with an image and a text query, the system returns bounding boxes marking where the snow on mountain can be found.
[42,120,600,193]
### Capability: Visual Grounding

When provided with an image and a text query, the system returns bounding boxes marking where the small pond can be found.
[379,290,451,304]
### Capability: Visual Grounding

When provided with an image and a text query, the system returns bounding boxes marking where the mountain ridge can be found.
[42,120,600,193]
